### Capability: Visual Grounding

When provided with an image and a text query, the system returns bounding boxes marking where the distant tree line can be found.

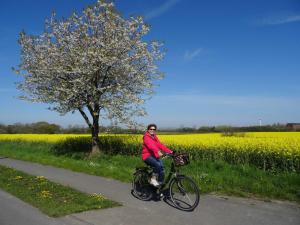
[170,124,299,133]
[0,122,298,134]
[0,122,140,134]
[0,122,61,134]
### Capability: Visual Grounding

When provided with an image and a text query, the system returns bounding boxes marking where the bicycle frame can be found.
[157,157,183,192]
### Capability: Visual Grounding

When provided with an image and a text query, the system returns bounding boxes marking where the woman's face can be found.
[148,126,156,135]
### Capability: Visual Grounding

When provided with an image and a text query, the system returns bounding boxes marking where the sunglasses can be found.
[149,128,156,131]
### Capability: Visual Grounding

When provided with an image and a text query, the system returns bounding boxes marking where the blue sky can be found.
[0,0,299,128]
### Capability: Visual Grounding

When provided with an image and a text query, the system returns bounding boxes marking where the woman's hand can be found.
[158,150,164,157]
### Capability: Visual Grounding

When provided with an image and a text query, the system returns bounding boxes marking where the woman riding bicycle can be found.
[142,124,173,187]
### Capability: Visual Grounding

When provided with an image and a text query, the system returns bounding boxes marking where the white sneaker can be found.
[150,177,160,187]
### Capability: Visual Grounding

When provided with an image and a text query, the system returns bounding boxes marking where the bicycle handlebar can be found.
[161,152,174,159]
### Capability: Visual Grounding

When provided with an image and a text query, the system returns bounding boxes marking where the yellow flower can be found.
[36,176,47,182]
[90,193,106,201]
[14,176,23,180]
[40,190,52,198]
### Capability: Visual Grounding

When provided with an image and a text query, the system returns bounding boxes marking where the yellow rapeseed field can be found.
[0,132,299,171]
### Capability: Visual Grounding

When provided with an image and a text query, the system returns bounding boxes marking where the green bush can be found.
[50,135,141,157]
[51,137,91,158]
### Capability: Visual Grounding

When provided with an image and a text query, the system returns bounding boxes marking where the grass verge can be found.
[0,164,120,217]
[0,140,299,203]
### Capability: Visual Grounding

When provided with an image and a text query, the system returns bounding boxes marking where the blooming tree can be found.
[13,1,164,156]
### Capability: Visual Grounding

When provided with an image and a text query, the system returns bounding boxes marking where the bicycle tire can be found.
[132,170,153,201]
[169,175,200,211]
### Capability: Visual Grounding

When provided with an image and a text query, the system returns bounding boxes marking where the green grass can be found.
[0,164,120,217]
[0,140,299,203]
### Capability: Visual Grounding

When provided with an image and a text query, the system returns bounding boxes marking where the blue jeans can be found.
[144,156,164,183]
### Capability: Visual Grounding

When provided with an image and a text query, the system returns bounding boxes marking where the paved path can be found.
[0,157,299,225]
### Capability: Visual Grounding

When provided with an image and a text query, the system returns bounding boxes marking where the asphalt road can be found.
[0,157,299,225]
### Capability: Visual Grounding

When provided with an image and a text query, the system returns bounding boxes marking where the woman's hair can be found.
[147,124,157,130]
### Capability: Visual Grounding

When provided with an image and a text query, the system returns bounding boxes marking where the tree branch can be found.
[78,108,92,129]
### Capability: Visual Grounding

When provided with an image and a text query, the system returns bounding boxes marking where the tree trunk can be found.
[90,127,101,157]
[89,112,101,158]
[78,107,101,157]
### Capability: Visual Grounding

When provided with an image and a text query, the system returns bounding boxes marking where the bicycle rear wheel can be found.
[169,175,200,211]
[132,170,153,201]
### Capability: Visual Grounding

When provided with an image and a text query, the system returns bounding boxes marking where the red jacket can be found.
[141,132,173,161]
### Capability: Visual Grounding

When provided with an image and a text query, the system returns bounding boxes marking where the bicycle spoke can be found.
[184,193,193,205]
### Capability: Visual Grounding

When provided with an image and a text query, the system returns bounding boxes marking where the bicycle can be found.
[132,152,200,211]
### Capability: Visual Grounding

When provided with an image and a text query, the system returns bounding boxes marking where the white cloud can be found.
[261,14,300,25]
[184,48,203,61]
[145,0,181,20]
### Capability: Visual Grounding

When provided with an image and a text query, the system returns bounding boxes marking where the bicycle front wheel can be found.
[169,175,200,211]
